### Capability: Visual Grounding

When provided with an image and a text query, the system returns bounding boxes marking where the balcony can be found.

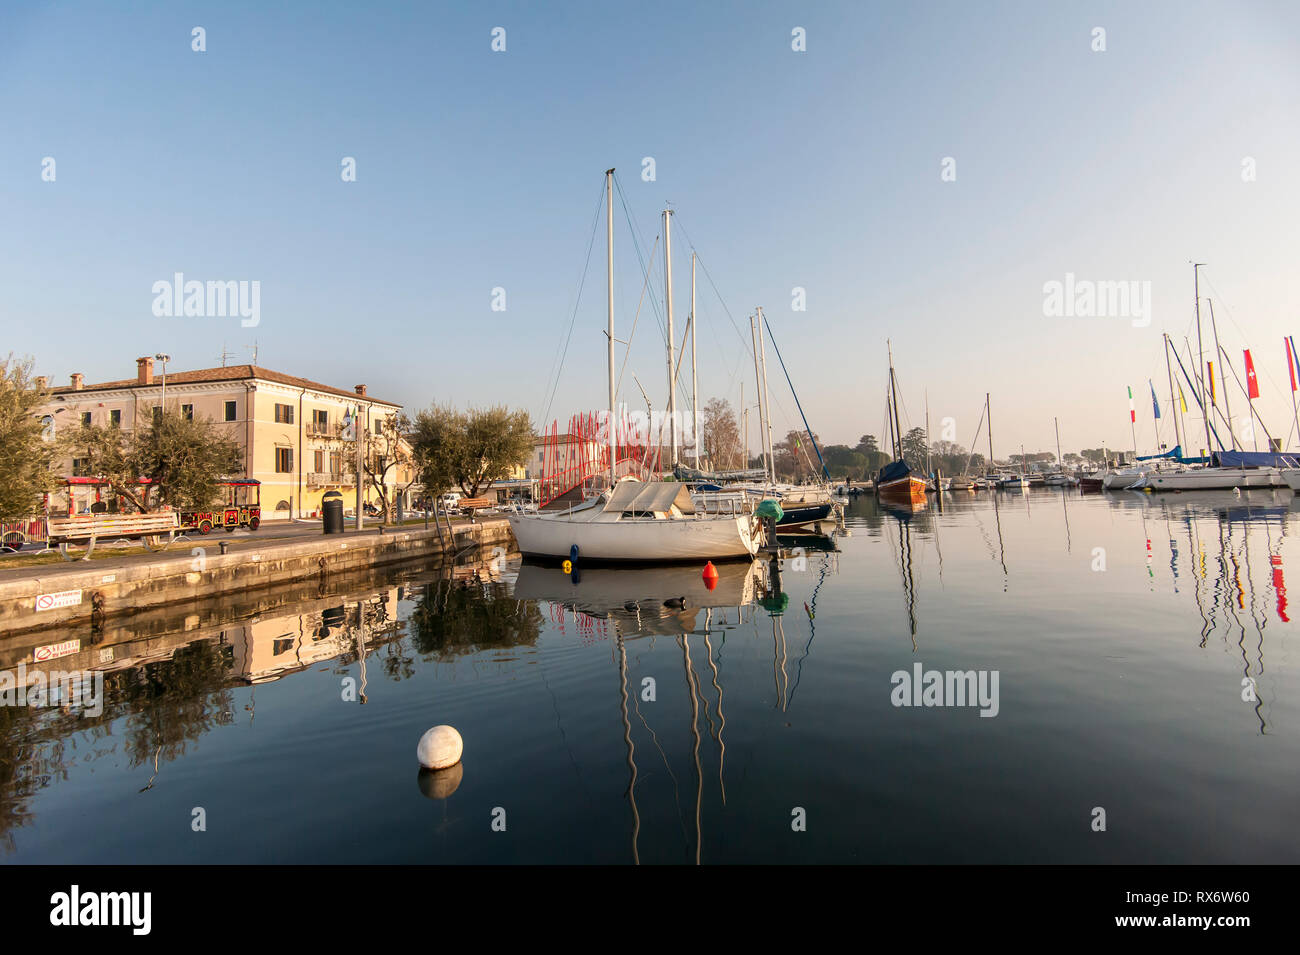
[306,422,344,439]
[307,472,355,488]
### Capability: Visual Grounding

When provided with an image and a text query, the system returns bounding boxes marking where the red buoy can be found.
[702,561,718,590]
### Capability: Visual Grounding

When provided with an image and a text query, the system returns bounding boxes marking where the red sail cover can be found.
[1245,349,1260,399]
[1287,338,1297,392]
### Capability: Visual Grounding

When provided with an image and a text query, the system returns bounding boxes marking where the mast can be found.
[1209,297,1234,450]
[741,380,747,470]
[986,393,994,475]
[690,252,699,466]
[925,390,932,478]
[1055,417,1063,468]
[887,340,903,461]
[757,307,775,486]
[1163,333,1183,454]
[750,315,769,483]
[1193,263,1212,456]
[1290,337,1300,453]
[663,209,677,467]
[606,169,616,489]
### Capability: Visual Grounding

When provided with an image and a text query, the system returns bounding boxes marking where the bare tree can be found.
[362,412,415,522]
[700,397,741,469]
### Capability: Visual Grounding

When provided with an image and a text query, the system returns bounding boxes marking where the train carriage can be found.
[182,480,262,534]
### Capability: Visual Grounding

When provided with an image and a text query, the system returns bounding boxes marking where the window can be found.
[276,448,293,473]
[80,412,91,427]
[181,404,193,421]
[314,450,325,472]
[109,409,121,428]
[71,457,91,477]
[312,409,329,432]
[275,403,294,424]
[329,451,341,472]
[224,400,237,422]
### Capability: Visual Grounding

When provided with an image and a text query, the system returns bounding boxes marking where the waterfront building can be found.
[37,357,409,520]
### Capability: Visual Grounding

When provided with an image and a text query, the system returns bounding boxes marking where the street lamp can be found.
[154,353,171,413]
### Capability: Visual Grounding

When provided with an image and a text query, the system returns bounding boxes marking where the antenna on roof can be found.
[246,340,259,366]
[218,343,236,367]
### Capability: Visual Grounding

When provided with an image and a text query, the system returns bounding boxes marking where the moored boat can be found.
[507,169,762,563]
[876,343,928,506]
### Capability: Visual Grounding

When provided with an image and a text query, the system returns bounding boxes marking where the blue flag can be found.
[1150,380,1161,419]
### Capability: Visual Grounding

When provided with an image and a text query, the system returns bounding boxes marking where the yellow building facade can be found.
[38,357,410,520]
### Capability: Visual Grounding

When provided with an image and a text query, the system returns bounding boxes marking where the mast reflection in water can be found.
[2,489,1299,863]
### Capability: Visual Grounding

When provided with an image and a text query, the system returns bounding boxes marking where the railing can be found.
[1,517,48,550]
[307,472,355,487]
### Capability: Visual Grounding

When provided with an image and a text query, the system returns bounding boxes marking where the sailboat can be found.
[1044,417,1078,486]
[1124,268,1300,491]
[683,309,838,527]
[876,343,928,505]
[507,170,761,563]
[999,444,1029,490]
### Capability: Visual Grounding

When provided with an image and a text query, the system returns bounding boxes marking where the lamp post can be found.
[154,353,171,414]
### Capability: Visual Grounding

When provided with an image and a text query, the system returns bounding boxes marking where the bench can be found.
[457,497,495,513]
[46,512,183,560]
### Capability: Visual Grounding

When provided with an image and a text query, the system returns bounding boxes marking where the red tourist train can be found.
[181,480,262,534]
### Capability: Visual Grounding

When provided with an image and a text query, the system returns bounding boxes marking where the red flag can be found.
[1244,349,1260,399]
[1288,339,1297,392]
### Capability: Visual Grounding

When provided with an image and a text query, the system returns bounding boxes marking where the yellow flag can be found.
[1178,384,1187,413]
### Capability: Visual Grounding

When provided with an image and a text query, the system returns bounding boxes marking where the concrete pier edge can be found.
[0,519,514,636]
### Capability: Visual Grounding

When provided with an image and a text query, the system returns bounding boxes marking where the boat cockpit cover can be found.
[603,481,696,514]
[878,459,913,484]
[1212,450,1300,468]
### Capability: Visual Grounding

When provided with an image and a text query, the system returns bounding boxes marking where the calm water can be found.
[4,489,1299,864]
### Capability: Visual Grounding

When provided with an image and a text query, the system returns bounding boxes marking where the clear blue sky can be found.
[3,1,1299,458]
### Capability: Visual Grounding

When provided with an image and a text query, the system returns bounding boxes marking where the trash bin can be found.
[322,491,345,535]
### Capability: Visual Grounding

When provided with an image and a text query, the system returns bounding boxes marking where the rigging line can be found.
[612,174,667,342]
[763,311,830,481]
[671,215,755,362]
[614,235,660,399]
[1202,274,1288,401]
[539,178,606,429]
[1217,343,1275,444]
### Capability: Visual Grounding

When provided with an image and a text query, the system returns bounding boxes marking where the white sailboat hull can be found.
[1141,467,1284,491]
[508,511,759,561]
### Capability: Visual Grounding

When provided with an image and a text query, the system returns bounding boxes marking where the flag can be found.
[1150,380,1161,419]
[1178,382,1188,413]
[1288,338,1297,392]
[1291,336,1300,393]
[1207,362,1216,405]
[1128,385,1136,423]
[1244,349,1260,399]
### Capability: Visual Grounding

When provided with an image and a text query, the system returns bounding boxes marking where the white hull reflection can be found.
[513,559,766,635]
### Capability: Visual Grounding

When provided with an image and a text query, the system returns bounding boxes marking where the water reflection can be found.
[0,490,1296,862]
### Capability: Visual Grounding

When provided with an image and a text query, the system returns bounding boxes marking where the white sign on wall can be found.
[35,589,82,612]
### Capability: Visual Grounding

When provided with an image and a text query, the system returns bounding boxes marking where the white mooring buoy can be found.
[417,725,464,770]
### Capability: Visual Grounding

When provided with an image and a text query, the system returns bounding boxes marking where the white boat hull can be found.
[1141,467,1284,491]
[508,511,758,561]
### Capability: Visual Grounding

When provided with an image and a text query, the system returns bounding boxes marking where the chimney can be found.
[355,384,367,396]
[136,356,154,385]
[35,376,49,390]
[70,373,84,391]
